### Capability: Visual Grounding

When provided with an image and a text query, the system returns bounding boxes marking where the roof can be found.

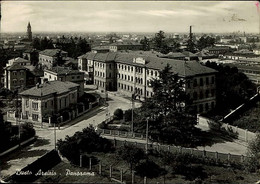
[165,52,186,58]
[92,46,110,51]
[114,52,217,77]
[206,46,231,51]
[94,52,117,62]
[19,81,79,97]
[39,49,67,57]
[78,52,97,60]
[24,48,39,53]
[9,57,30,63]
[45,66,83,75]
[182,51,198,57]
[5,63,28,71]
[110,42,142,46]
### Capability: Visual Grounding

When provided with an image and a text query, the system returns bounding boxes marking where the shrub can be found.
[114,108,123,120]
[135,159,166,178]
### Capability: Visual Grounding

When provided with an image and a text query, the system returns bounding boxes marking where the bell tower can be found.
[27,22,32,41]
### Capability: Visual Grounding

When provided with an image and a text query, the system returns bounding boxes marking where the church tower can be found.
[27,22,32,41]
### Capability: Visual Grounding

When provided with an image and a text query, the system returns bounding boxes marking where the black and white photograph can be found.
[0,0,260,183]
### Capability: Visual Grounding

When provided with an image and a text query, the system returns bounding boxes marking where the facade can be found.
[78,53,97,83]
[19,81,79,124]
[39,49,68,69]
[43,67,85,97]
[4,64,28,91]
[80,52,217,113]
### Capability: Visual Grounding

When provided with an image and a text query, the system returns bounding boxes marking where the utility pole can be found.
[131,94,135,134]
[54,122,57,150]
[145,118,149,154]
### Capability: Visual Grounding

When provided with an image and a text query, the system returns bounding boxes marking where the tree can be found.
[114,108,123,120]
[140,37,150,51]
[135,64,197,146]
[117,144,145,171]
[135,159,165,178]
[197,36,215,50]
[245,133,260,172]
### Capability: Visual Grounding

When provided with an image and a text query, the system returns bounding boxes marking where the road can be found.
[0,91,141,179]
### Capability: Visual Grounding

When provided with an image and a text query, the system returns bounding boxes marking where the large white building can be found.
[80,52,217,113]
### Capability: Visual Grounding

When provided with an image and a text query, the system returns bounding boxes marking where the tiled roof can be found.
[19,81,79,97]
[165,52,186,58]
[10,57,30,63]
[5,63,28,71]
[78,53,97,60]
[45,66,83,75]
[39,49,67,57]
[114,53,217,77]
[94,52,117,62]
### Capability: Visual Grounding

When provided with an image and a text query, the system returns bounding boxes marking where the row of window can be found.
[12,71,25,76]
[95,62,112,69]
[13,79,24,84]
[192,89,215,100]
[196,102,215,113]
[187,76,215,88]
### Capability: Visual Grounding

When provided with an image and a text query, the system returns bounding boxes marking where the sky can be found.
[1,1,259,33]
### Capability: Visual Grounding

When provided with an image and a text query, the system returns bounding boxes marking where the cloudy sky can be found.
[1,1,259,33]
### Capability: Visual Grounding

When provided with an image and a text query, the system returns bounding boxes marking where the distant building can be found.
[91,46,110,53]
[4,64,28,91]
[204,46,233,55]
[109,42,143,52]
[19,81,79,124]
[222,49,257,60]
[23,49,39,65]
[43,66,84,97]
[39,49,68,69]
[6,57,31,67]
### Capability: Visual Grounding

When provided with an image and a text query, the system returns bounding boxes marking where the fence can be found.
[97,128,145,140]
[197,115,256,142]
[98,128,246,164]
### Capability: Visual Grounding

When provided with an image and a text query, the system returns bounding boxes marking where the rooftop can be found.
[44,66,83,75]
[9,57,30,63]
[19,81,79,97]
[39,49,67,57]
[5,63,28,71]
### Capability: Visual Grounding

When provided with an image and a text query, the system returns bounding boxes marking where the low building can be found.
[19,81,79,124]
[43,67,84,97]
[39,49,68,69]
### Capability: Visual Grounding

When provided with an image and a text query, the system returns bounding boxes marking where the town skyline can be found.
[1,1,259,33]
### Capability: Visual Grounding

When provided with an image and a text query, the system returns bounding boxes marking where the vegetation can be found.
[205,61,256,117]
[117,144,145,171]
[134,65,197,146]
[57,126,113,165]
[245,133,260,172]
[197,36,215,50]
[113,108,124,120]
[0,121,35,153]
[32,37,54,50]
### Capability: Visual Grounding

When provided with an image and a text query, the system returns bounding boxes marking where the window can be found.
[206,77,209,85]
[13,71,17,76]
[200,78,203,86]
[32,102,38,110]
[109,64,112,69]
[26,100,29,107]
[147,70,149,75]
[131,76,133,81]
[128,75,130,81]
[32,114,38,121]
[193,79,197,87]
[155,71,157,77]
[211,76,215,84]
[128,66,130,71]
[205,90,209,98]
[193,92,198,100]
[151,70,153,76]
[45,102,47,108]
[109,73,111,78]
[72,93,75,99]
[205,103,209,111]
[131,86,133,91]
[200,91,203,99]
[13,79,17,84]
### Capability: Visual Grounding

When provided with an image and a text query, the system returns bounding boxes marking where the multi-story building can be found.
[43,66,85,97]
[19,81,79,124]
[78,52,97,83]
[80,52,217,113]
[4,64,28,91]
[39,49,68,69]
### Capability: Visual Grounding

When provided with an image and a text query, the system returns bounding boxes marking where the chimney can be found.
[189,26,193,39]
